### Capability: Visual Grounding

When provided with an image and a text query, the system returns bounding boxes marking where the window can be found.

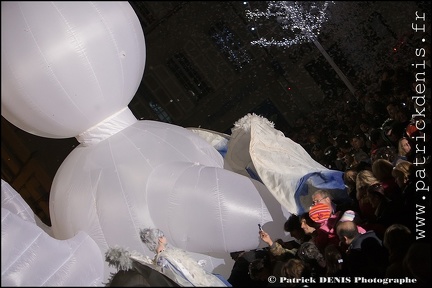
[209,22,253,71]
[149,100,172,123]
[166,52,213,101]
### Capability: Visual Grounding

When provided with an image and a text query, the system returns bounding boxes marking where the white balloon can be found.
[1,1,145,138]
[1,2,292,284]
[1,180,104,286]
[49,118,285,280]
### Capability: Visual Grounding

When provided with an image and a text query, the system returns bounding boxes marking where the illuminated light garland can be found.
[245,1,357,96]
[245,1,335,48]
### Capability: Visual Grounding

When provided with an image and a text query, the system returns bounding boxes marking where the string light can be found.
[245,1,335,48]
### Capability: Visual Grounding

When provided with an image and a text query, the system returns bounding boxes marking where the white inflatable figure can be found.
[1,179,104,286]
[225,113,328,213]
[1,1,290,282]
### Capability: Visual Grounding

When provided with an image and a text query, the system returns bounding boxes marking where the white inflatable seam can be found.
[2,214,44,275]
[76,107,137,146]
[41,233,89,286]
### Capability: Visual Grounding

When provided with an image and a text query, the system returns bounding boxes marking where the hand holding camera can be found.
[258,225,273,246]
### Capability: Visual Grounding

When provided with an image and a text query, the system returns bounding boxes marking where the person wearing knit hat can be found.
[307,204,339,252]
[337,210,367,234]
[140,228,229,286]
[339,210,356,222]
[309,203,332,224]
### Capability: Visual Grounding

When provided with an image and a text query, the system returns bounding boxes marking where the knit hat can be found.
[308,203,331,223]
[339,210,356,222]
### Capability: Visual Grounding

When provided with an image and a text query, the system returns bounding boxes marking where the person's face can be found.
[159,236,167,244]
[351,137,364,149]
[312,193,331,209]
[156,236,167,253]
[300,219,315,234]
[344,170,356,184]
[289,228,305,241]
[401,138,411,154]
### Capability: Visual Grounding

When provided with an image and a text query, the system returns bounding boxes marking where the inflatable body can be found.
[1,2,348,285]
[1,180,104,286]
[1,2,290,282]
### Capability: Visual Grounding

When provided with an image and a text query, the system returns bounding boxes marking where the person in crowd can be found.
[296,242,326,277]
[299,212,319,239]
[383,224,414,278]
[349,133,369,163]
[311,189,349,216]
[392,137,413,165]
[323,244,347,277]
[284,214,311,246]
[140,228,229,287]
[248,257,274,287]
[385,102,400,123]
[369,128,389,157]
[228,249,268,287]
[280,258,310,287]
[371,159,402,201]
[336,221,388,277]
[355,170,379,222]
[336,210,366,233]
[247,247,290,287]
[371,145,397,164]
[258,229,298,259]
[310,143,325,164]
[307,202,339,252]
[342,169,360,212]
[333,209,367,253]
[391,160,412,190]
[393,163,419,233]
[365,183,404,239]
[403,241,431,286]
[363,99,388,130]
[358,120,373,149]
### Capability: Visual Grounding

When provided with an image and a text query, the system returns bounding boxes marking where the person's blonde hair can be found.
[391,160,412,187]
[372,159,394,181]
[397,137,410,157]
[281,258,306,279]
[343,169,358,194]
[355,170,380,200]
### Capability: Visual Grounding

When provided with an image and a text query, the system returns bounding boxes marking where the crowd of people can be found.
[226,38,431,286]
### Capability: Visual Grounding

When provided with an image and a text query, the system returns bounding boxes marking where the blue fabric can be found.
[213,273,232,287]
[245,166,263,183]
[217,146,228,158]
[294,170,348,215]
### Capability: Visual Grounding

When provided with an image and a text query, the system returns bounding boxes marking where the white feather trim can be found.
[232,113,275,133]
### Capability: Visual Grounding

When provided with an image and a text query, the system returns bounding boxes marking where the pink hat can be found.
[339,210,356,222]
[308,203,331,223]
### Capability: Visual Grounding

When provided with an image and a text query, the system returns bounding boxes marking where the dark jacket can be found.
[345,230,389,277]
